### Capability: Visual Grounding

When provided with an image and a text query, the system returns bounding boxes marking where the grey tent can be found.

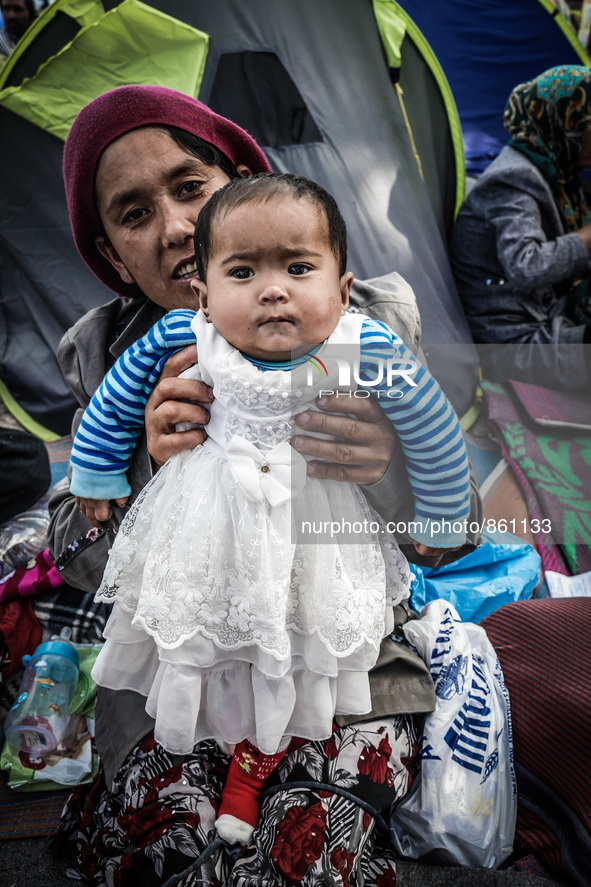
[0,0,478,436]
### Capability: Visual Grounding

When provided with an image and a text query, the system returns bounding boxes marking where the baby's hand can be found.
[413,542,462,558]
[75,496,129,529]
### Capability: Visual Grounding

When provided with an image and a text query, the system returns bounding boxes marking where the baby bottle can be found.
[4,637,80,757]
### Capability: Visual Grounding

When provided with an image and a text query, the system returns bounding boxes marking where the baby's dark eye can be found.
[231,267,253,280]
[288,263,310,275]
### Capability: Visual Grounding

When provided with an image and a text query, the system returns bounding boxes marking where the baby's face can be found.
[193,196,353,361]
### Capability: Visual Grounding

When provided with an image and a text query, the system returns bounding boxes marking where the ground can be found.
[1,837,569,887]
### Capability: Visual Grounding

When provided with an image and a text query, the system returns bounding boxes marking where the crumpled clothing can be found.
[0,548,64,604]
[58,715,421,886]
[0,598,42,678]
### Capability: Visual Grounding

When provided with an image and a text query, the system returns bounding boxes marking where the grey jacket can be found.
[450,145,591,388]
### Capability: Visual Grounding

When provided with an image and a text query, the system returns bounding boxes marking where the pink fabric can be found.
[0,548,64,605]
[63,85,271,298]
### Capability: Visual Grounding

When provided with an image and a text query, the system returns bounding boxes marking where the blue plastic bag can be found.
[410,534,541,624]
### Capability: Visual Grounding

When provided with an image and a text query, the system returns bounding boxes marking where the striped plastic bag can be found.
[390,599,517,868]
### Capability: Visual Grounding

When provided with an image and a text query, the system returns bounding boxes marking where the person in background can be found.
[450,65,591,389]
[0,0,35,58]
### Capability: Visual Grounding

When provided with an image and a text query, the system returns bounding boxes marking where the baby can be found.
[70,173,470,843]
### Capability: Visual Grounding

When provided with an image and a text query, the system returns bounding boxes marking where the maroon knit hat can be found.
[63,84,271,298]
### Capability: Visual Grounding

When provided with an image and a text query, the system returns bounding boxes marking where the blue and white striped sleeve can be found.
[69,309,197,500]
[359,318,470,546]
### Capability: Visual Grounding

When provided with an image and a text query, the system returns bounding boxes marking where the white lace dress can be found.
[92,312,411,755]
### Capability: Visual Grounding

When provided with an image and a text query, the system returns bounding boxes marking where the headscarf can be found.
[63,85,271,298]
[504,65,591,232]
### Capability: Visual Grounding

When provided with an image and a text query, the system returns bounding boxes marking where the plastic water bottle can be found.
[4,637,80,757]
[0,504,50,579]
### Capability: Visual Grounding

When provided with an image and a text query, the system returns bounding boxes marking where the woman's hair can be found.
[164,126,240,182]
[194,173,348,281]
[63,85,271,298]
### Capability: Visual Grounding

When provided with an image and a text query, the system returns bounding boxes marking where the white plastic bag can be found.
[390,599,517,868]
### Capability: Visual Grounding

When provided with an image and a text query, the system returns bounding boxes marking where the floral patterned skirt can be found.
[59,716,421,886]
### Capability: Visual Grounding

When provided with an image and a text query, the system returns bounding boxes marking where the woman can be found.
[450,65,591,390]
[49,84,461,886]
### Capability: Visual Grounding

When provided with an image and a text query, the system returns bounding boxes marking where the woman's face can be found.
[95,128,247,311]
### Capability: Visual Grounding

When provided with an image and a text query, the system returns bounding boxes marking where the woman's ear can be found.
[95,236,135,285]
[339,271,354,313]
[236,164,253,179]
[190,278,211,319]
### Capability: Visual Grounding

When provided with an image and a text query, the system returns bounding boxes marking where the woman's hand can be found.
[146,345,213,469]
[291,393,397,484]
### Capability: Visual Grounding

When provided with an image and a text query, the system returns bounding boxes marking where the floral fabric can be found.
[59,716,421,886]
[504,65,591,233]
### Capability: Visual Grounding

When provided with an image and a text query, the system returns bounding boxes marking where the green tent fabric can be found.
[373,0,465,226]
[0,0,105,91]
[0,0,208,140]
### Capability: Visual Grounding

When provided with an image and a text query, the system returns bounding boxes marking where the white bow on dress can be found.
[225,436,307,507]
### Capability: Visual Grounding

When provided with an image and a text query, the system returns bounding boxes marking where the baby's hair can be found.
[194,173,348,280]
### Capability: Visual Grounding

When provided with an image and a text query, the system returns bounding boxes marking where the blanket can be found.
[483,381,591,574]
[482,598,591,887]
